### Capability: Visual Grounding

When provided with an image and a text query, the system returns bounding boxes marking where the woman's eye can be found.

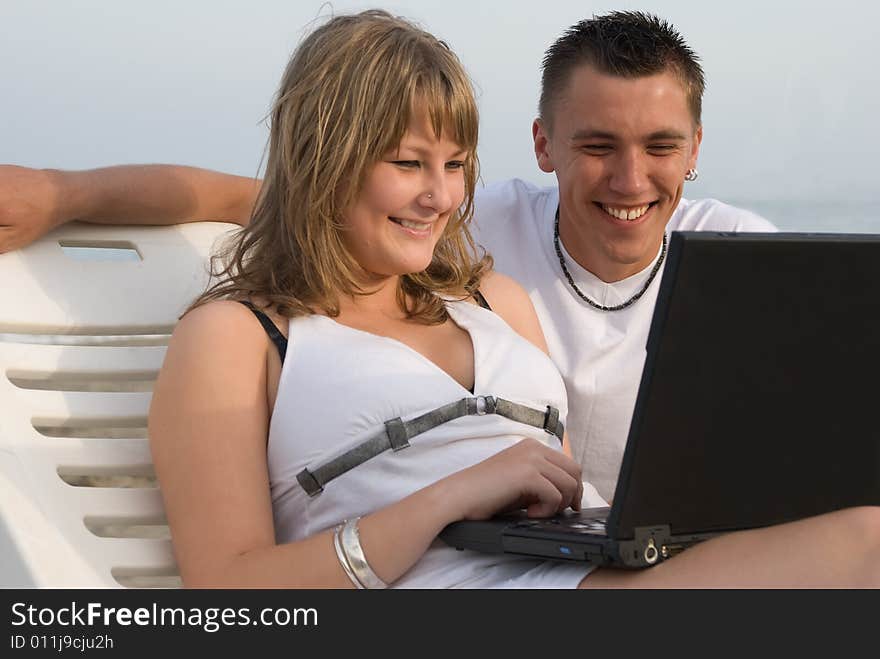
[392,160,420,168]
[446,160,465,170]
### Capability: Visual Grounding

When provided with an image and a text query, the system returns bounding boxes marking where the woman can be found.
[149,9,590,588]
[148,9,880,588]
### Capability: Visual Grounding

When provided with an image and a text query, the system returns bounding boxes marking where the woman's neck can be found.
[338,274,406,319]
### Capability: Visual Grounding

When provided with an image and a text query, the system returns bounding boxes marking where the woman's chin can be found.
[396,254,436,276]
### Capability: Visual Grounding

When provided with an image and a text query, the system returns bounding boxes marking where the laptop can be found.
[439,232,880,568]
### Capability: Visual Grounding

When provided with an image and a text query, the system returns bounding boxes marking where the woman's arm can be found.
[0,164,260,253]
[149,301,583,587]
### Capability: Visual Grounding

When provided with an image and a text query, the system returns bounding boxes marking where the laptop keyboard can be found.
[512,510,608,535]
[561,518,608,534]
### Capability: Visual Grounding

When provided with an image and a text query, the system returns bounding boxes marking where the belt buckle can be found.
[474,395,496,415]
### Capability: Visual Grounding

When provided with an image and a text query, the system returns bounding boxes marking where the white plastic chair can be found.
[0,220,236,587]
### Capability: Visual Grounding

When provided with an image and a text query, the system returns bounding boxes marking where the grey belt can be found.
[296,395,564,497]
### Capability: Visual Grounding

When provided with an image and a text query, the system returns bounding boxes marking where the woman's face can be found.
[341,112,468,283]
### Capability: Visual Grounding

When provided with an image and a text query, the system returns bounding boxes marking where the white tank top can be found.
[267,299,592,588]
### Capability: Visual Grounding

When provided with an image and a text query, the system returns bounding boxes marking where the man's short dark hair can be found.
[539,11,705,130]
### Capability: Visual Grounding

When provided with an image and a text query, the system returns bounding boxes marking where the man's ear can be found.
[688,124,703,170]
[533,119,555,173]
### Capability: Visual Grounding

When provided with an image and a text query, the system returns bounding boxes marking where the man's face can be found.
[533,64,702,282]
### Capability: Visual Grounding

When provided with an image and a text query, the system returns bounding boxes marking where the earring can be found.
[685,168,699,182]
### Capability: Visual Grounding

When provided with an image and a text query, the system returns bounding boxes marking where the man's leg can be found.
[580,506,880,588]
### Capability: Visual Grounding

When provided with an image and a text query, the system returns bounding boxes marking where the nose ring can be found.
[427,193,433,199]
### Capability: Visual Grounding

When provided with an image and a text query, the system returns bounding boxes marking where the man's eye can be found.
[648,145,677,154]
[581,144,612,153]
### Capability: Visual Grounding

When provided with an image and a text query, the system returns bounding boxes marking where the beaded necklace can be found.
[552,207,667,312]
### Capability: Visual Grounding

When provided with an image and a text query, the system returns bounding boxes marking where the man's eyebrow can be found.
[570,129,616,141]
[645,130,688,141]
[569,129,689,141]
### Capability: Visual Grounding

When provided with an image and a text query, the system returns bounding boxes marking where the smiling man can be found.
[470,13,775,500]
[0,11,775,502]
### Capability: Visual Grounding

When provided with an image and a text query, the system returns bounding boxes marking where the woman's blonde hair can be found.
[195,9,490,323]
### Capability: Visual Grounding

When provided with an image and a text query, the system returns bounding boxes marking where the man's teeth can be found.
[601,204,650,221]
[392,218,431,231]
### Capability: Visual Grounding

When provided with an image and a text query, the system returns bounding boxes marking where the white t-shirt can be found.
[471,178,777,502]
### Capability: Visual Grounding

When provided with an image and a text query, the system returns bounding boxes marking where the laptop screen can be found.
[609,232,880,538]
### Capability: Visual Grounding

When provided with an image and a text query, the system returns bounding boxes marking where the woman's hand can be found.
[0,165,66,253]
[444,438,584,520]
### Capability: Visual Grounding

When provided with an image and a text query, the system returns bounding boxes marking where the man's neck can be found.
[557,223,662,283]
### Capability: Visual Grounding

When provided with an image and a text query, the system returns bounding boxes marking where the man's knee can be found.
[839,506,880,544]
[838,506,880,582]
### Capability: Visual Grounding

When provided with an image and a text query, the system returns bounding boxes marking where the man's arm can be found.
[0,164,260,254]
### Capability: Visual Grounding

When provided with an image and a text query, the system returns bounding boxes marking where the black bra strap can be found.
[473,289,492,311]
[239,301,287,363]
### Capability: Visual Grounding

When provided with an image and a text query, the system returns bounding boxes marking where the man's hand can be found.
[0,165,66,254]
[0,162,260,255]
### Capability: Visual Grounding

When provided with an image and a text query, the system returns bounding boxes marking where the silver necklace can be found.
[552,207,667,312]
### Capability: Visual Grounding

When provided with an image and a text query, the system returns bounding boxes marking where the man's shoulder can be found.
[670,198,778,232]
[471,178,558,273]
[475,178,557,223]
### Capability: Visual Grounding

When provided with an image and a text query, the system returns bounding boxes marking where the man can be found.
[0,12,774,502]
[468,13,776,500]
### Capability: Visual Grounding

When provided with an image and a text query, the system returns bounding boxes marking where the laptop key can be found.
[562,520,607,534]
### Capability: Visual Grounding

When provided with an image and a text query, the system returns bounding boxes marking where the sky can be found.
[3,0,879,205]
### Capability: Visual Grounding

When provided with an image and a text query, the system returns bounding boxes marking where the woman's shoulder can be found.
[476,270,532,313]
[175,298,262,335]
[177,299,288,338]
[167,299,285,369]
[472,271,549,356]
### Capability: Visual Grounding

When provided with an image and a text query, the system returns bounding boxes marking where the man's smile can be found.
[596,201,658,222]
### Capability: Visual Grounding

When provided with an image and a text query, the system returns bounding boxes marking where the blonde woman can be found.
[146,10,879,588]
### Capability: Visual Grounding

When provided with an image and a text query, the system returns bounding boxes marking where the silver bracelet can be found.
[340,517,388,589]
[333,523,365,588]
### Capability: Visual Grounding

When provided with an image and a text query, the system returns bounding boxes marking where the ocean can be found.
[730,200,880,234]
